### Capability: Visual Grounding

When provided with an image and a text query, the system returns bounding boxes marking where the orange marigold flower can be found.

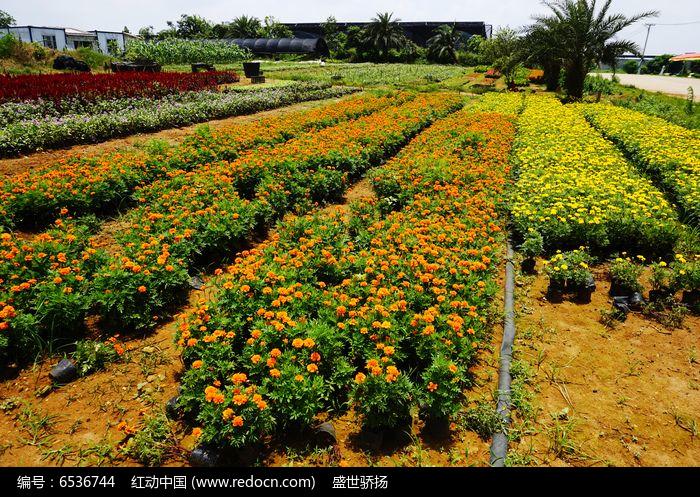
[222,408,234,421]
[231,373,248,385]
[232,416,244,427]
[270,368,281,378]
[192,360,203,369]
[137,285,147,293]
[291,338,304,348]
[427,382,439,392]
[307,364,318,373]
[310,352,321,362]
[191,427,203,438]
[355,372,366,384]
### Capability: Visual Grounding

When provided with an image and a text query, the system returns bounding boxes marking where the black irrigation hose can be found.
[490,239,516,467]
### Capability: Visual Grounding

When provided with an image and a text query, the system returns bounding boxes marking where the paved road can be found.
[596,73,700,101]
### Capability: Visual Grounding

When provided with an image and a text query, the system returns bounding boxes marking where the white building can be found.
[0,26,138,54]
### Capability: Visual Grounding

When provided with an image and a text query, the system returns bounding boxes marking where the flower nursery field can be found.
[0,75,698,467]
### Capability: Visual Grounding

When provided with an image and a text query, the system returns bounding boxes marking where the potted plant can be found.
[519,230,543,274]
[544,249,595,303]
[672,255,700,313]
[608,256,643,297]
[649,261,673,302]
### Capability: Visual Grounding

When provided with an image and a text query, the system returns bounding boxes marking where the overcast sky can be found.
[3,0,698,54]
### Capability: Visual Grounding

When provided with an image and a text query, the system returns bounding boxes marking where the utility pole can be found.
[637,23,653,74]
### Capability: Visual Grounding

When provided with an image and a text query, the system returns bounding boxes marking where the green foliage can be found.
[122,413,176,466]
[168,14,213,39]
[74,47,113,69]
[584,74,615,100]
[544,249,594,288]
[261,16,292,38]
[527,0,657,99]
[427,24,462,64]
[227,15,263,38]
[73,338,125,376]
[609,256,644,294]
[622,60,639,74]
[351,365,415,430]
[0,34,17,58]
[520,230,544,258]
[462,400,504,440]
[125,39,250,64]
[481,28,523,85]
[362,12,406,62]
[0,9,15,28]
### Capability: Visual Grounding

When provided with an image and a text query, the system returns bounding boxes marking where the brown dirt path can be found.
[0,97,341,178]
[509,261,700,467]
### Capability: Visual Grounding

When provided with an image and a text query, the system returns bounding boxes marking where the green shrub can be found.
[609,256,644,294]
[122,413,176,466]
[544,249,594,288]
[73,338,126,376]
[74,47,113,69]
[125,39,250,64]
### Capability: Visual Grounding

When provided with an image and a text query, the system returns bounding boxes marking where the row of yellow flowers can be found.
[175,106,516,448]
[510,95,678,254]
[579,103,700,224]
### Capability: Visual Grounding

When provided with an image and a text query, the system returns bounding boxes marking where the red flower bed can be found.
[0,71,240,104]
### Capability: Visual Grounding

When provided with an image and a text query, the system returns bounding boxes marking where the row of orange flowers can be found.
[174,107,516,447]
[92,92,463,331]
[0,92,459,362]
[0,93,405,361]
[0,86,380,229]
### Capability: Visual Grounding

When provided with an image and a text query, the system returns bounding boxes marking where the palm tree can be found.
[530,0,657,99]
[427,24,461,63]
[363,12,405,62]
[229,15,262,39]
[522,24,562,91]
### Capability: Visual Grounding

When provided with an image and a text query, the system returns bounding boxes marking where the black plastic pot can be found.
[49,358,78,384]
[648,289,671,303]
[609,280,627,297]
[521,258,537,274]
[243,62,261,78]
[681,290,700,313]
[165,396,181,420]
[313,422,337,447]
[574,275,596,304]
[423,416,451,439]
[612,296,631,320]
[189,275,204,290]
[546,280,564,303]
[189,444,221,467]
[628,292,645,312]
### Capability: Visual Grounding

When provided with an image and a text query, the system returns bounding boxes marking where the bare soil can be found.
[510,261,700,466]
